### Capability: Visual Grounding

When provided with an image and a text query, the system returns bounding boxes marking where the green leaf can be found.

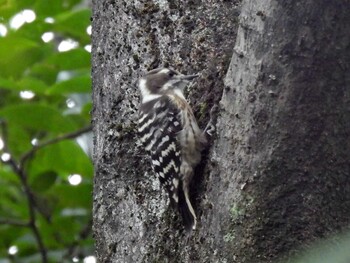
[0,76,49,94]
[0,37,43,78]
[28,140,93,179]
[34,0,64,17]
[30,62,59,85]
[3,121,33,158]
[33,194,55,221]
[34,0,83,18]
[81,101,92,119]
[0,226,29,258]
[0,181,28,219]
[66,113,90,128]
[0,168,20,184]
[63,0,82,9]
[14,233,37,257]
[0,89,20,109]
[49,74,91,94]
[12,19,53,43]
[0,104,77,133]
[0,0,35,19]
[53,9,91,44]
[18,77,50,93]
[0,77,19,90]
[36,210,91,251]
[46,48,90,70]
[49,183,92,208]
[0,0,93,261]
[30,171,57,192]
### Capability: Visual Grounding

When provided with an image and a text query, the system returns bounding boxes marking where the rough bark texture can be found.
[92,0,350,262]
[91,0,240,262]
[214,1,350,262]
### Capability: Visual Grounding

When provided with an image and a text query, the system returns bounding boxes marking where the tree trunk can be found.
[212,1,350,262]
[92,0,350,262]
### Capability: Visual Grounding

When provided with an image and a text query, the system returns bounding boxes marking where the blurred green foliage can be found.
[0,0,93,262]
[282,230,350,263]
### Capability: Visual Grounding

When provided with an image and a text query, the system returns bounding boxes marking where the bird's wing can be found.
[138,96,182,206]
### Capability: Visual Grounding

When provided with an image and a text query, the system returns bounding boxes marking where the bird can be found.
[138,67,215,230]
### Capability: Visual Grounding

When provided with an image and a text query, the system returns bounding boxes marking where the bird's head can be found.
[139,68,198,100]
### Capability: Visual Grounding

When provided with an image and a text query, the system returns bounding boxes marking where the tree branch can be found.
[20,125,92,167]
[1,122,92,262]
[0,120,48,263]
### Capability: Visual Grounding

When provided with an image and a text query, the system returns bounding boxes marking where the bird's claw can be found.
[204,105,218,137]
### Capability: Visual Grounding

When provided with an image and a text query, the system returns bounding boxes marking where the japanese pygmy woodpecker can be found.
[138,68,215,230]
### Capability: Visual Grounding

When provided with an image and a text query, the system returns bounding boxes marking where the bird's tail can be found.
[178,184,197,231]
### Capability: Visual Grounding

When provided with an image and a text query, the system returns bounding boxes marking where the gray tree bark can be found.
[92,0,350,262]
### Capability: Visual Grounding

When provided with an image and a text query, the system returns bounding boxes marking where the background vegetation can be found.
[1,0,349,263]
[0,0,93,262]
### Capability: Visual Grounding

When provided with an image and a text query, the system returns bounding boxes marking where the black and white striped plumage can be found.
[138,68,207,230]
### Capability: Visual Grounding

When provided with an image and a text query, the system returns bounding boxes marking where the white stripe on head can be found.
[139,78,162,103]
[139,78,148,97]
[159,68,170,74]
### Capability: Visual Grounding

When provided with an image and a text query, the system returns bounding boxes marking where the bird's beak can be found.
[176,74,198,81]
[170,73,198,91]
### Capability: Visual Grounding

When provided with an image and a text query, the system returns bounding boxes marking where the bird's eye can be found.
[168,71,175,77]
